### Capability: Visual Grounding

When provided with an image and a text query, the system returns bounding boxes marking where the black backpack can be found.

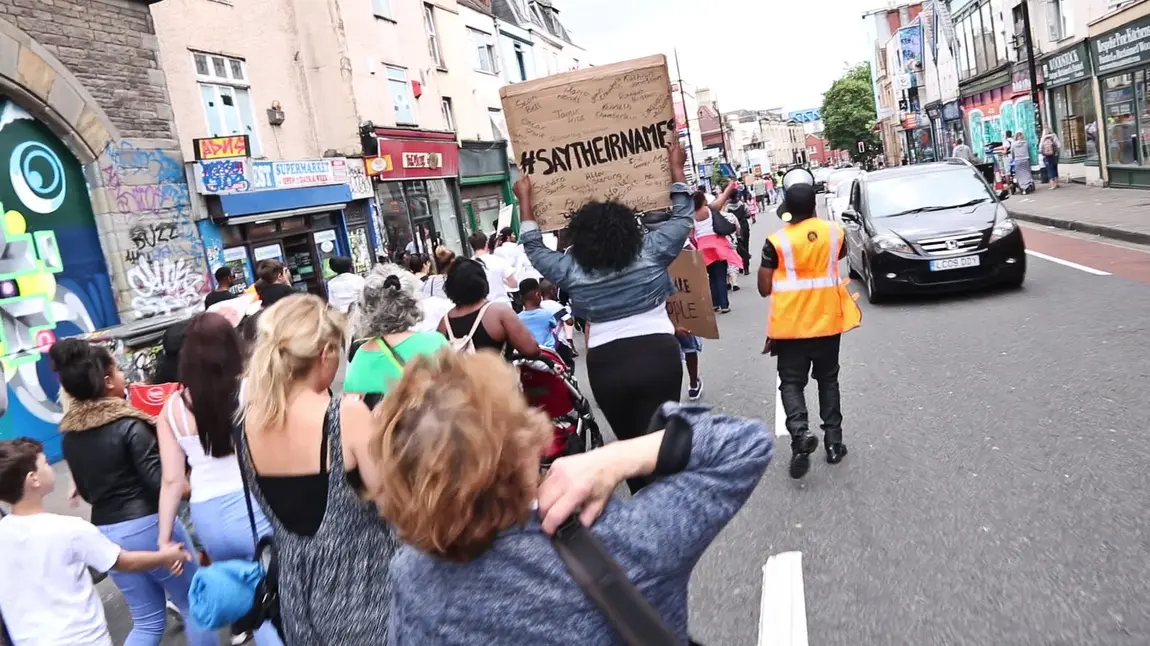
[710,208,736,237]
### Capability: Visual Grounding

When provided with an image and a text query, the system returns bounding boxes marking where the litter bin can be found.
[975,162,995,186]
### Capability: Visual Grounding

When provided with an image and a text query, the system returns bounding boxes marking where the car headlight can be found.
[871,233,913,254]
[990,218,1017,242]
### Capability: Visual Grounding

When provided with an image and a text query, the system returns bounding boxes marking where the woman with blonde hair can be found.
[371,351,773,644]
[238,294,397,645]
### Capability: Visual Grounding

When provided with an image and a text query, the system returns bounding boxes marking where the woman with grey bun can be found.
[344,263,449,400]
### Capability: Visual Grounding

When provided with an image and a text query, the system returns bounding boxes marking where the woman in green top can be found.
[344,264,448,397]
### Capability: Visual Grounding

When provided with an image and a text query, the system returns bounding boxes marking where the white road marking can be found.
[758,551,809,646]
[774,374,787,437]
[1025,250,1111,276]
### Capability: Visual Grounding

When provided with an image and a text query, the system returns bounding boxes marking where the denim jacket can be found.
[521,182,694,323]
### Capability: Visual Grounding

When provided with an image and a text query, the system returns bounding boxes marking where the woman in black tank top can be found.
[438,258,541,357]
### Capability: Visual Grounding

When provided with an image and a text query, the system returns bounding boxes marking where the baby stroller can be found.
[511,349,604,462]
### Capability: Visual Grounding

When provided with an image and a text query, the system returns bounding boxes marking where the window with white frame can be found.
[193,52,262,157]
[386,65,417,125]
[1046,0,1072,41]
[424,4,444,68]
[513,42,529,82]
[469,28,500,74]
[372,0,392,19]
[441,97,456,132]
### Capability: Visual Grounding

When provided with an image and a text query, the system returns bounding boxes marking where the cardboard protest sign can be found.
[666,250,719,340]
[500,55,676,231]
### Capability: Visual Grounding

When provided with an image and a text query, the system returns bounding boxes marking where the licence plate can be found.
[929,255,980,271]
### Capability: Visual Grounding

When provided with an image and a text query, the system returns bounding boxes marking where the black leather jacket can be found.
[62,416,162,526]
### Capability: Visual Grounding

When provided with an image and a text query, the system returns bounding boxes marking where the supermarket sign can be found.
[195,157,352,194]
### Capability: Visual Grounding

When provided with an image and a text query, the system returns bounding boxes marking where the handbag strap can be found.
[377,335,406,368]
[551,516,681,645]
[232,424,261,551]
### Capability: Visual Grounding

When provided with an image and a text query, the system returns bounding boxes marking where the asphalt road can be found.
[684,201,1150,645]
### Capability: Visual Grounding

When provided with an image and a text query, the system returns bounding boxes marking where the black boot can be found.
[789,434,818,479]
[826,443,848,464]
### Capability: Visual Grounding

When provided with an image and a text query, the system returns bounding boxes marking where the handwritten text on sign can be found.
[501,55,676,231]
[666,250,719,340]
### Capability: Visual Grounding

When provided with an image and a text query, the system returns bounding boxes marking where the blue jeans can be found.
[191,491,282,646]
[98,515,217,646]
[707,260,730,309]
[1044,154,1059,183]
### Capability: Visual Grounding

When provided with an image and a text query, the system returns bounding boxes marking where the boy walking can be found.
[0,438,190,646]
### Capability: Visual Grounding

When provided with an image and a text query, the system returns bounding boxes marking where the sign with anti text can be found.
[501,55,676,231]
[193,135,249,161]
[666,251,719,340]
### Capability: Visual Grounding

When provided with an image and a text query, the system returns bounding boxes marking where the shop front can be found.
[1090,11,1150,188]
[940,100,965,154]
[194,155,374,299]
[960,65,1041,167]
[1042,40,1100,183]
[367,128,467,260]
[902,112,936,164]
[459,140,512,235]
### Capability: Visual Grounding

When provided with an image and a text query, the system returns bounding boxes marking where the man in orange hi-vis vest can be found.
[759,181,862,479]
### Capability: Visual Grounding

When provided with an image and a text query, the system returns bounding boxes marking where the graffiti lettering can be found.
[199,159,250,193]
[129,223,179,250]
[126,257,205,319]
[194,135,249,161]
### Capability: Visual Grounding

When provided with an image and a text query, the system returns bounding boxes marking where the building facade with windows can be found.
[1087,0,1150,187]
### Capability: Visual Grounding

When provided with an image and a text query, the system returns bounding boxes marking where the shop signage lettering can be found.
[193,135,249,161]
[402,152,443,169]
[1091,16,1150,75]
[195,157,354,194]
[501,54,676,231]
[1043,43,1090,87]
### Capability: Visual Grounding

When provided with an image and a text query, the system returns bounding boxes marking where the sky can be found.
[557,0,886,115]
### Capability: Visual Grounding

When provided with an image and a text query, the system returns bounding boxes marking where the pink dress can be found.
[694,209,744,270]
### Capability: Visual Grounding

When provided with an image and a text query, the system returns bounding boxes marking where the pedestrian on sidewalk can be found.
[694,184,742,313]
[950,137,978,163]
[1040,128,1063,189]
[370,352,773,645]
[759,181,862,479]
[0,438,192,646]
[516,140,692,494]
[239,294,397,645]
[48,338,218,646]
[154,312,283,646]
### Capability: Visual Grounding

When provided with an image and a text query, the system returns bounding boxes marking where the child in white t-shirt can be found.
[0,438,190,646]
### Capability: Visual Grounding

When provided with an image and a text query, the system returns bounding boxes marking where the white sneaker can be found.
[688,379,703,401]
[231,633,252,645]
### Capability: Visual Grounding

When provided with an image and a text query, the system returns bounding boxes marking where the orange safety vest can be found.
[767,217,862,340]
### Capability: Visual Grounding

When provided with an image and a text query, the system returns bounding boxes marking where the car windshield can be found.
[829,170,860,188]
[866,168,994,218]
[835,182,852,198]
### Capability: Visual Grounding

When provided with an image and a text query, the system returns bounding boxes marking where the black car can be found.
[840,160,1026,303]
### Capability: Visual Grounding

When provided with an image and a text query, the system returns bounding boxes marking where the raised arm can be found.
[515,176,576,289]
[708,182,737,212]
[643,140,694,267]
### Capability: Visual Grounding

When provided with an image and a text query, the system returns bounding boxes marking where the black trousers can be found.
[775,334,843,446]
[586,333,683,493]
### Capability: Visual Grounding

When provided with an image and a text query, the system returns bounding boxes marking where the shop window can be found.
[372,0,392,19]
[387,66,417,126]
[1102,73,1138,165]
[424,4,444,68]
[470,28,501,75]
[1050,81,1097,160]
[312,214,337,229]
[194,52,262,157]
[427,180,464,255]
[377,181,414,258]
[1138,70,1150,165]
[441,97,456,132]
[279,216,307,232]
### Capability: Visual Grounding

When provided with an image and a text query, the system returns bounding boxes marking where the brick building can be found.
[805,133,848,167]
[0,0,203,459]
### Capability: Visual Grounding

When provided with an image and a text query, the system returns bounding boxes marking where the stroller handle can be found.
[509,351,562,371]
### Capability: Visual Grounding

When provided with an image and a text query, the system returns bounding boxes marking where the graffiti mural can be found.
[199,159,250,193]
[966,95,1039,163]
[99,139,208,320]
[0,99,119,459]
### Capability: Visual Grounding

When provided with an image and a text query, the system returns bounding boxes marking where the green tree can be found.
[821,63,882,163]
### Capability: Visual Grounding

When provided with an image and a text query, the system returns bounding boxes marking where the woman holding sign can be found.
[515,141,693,495]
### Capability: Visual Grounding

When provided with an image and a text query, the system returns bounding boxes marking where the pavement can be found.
[681,207,1150,645]
[1006,182,1150,246]
[21,211,1150,644]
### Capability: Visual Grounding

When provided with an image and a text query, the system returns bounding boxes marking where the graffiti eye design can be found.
[10,141,67,214]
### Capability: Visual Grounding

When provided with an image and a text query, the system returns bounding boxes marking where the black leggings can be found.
[586,333,683,493]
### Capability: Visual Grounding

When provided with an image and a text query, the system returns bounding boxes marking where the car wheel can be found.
[848,258,861,279]
[864,260,884,304]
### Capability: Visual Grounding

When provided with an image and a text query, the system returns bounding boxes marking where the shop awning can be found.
[215,185,353,222]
